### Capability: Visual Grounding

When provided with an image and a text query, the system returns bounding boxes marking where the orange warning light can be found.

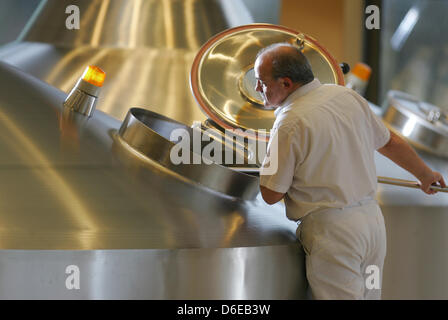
[82,66,106,87]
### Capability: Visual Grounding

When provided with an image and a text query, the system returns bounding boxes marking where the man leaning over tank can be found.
[255,43,445,300]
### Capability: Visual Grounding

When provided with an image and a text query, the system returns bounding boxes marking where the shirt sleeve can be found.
[368,107,391,149]
[350,90,391,150]
[259,124,300,194]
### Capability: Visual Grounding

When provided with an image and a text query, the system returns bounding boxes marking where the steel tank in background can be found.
[0,0,254,124]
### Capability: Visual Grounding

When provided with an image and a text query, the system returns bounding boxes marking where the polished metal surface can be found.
[64,78,102,117]
[63,88,97,117]
[118,108,259,200]
[0,60,306,299]
[22,0,252,49]
[383,90,448,157]
[0,0,254,123]
[190,24,345,134]
[0,246,304,299]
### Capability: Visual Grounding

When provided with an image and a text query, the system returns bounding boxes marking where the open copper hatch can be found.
[190,23,345,140]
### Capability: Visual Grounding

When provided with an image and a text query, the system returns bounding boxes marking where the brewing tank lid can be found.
[383,90,448,157]
[190,23,345,140]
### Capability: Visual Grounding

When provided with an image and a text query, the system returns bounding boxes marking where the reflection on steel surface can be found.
[0,0,254,124]
[0,247,305,299]
[0,60,306,299]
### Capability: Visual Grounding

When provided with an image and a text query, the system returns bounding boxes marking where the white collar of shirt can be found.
[274,78,322,117]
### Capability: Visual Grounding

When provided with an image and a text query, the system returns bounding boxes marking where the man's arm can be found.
[260,185,285,204]
[377,130,446,194]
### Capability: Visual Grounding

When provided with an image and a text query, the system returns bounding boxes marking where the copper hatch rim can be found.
[190,23,345,140]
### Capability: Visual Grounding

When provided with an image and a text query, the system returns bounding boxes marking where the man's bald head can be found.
[256,43,314,85]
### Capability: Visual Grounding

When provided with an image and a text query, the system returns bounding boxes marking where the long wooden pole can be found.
[378,176,448,193]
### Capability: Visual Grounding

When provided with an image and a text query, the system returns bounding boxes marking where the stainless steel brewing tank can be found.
[0,60,306,299]
[0,0,254,124]
[375,91,448,299]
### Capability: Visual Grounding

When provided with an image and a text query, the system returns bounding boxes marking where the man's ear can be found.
[282,77,293,88]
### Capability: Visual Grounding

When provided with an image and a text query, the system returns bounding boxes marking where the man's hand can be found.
[418,170,446,194]
[260,186,285,204]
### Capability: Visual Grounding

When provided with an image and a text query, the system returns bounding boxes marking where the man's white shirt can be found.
[260,79,390,221]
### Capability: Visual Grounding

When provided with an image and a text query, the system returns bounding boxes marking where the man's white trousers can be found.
[297,198,386,300]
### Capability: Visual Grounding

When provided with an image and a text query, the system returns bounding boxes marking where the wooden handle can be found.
[234,169,447,193]
[377,176,448,193]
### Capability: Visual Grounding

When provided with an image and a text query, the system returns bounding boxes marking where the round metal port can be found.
[117,108,260,200]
